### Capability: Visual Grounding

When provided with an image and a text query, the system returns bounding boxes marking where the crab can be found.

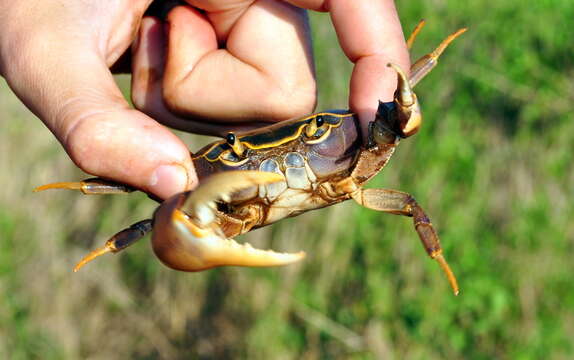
[36,21,466,295]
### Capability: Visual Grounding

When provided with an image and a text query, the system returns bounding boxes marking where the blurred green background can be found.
[1,1,574,359]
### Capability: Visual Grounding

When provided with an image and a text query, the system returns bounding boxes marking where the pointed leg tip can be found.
[73,259,88,272]
[34,182,82,192]
[450,27,468,41]
[407,19,427,49]
[72,246,113,272]
[33,184,56,192]
[434,253,460,296]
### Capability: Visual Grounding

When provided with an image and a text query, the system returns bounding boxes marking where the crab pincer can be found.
[151,171,306,271]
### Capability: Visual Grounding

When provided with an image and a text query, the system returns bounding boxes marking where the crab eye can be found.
[226,133,236,145]
[225,132,245,157]
[305,115,328,139]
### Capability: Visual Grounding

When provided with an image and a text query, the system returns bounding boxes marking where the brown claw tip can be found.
[386,62,407,77]
[386,63,405,80]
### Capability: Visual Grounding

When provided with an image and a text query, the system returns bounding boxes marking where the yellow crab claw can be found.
[151,171,306,271]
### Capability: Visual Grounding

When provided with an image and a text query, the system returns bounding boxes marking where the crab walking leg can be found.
[34,178,136,194]
[351,188,459,295]
[74,219,153,271]
[409,27,467,88]
[406,19,426,50]
[151,171,306,272]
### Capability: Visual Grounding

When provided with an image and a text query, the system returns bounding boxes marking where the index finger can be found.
[285,0,409,129]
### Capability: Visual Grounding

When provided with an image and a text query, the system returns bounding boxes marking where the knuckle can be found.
[62,114,106,175]
[60,108,126,177]
[161,81,183,111]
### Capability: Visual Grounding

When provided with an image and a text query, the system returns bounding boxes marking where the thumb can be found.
[3,41,195,200]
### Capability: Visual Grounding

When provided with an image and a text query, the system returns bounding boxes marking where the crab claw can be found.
[151,171,306,271]
[387,62,422,138]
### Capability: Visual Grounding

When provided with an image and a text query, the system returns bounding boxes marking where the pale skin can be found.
[0,0,409,200]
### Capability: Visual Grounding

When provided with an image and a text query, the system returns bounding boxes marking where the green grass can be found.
[1,1,574,358]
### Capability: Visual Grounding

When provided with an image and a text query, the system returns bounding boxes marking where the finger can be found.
[4,35,196,200]
[162,2,316,123]
[286,0,410,130]
[330,0,409,124]
[132,16,267,136]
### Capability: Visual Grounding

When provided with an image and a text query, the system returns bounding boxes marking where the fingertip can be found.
[329,0,410,130]
[63,109,195,200]
[149,163,196,200]
[350,45,410,131]
[164,5,216,73]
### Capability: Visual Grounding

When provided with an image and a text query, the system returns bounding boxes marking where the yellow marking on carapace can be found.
[241,112,348,150]
[195,112,351,164]
[303,126,332,145]
[220,157,250,167]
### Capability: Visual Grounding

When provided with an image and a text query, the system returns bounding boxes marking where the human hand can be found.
[0,1,198,200]
[135,0,410,140]
[0,0,317,200]
[0,0,408,201]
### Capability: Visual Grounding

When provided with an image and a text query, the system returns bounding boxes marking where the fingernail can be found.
[149,164,189,199]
